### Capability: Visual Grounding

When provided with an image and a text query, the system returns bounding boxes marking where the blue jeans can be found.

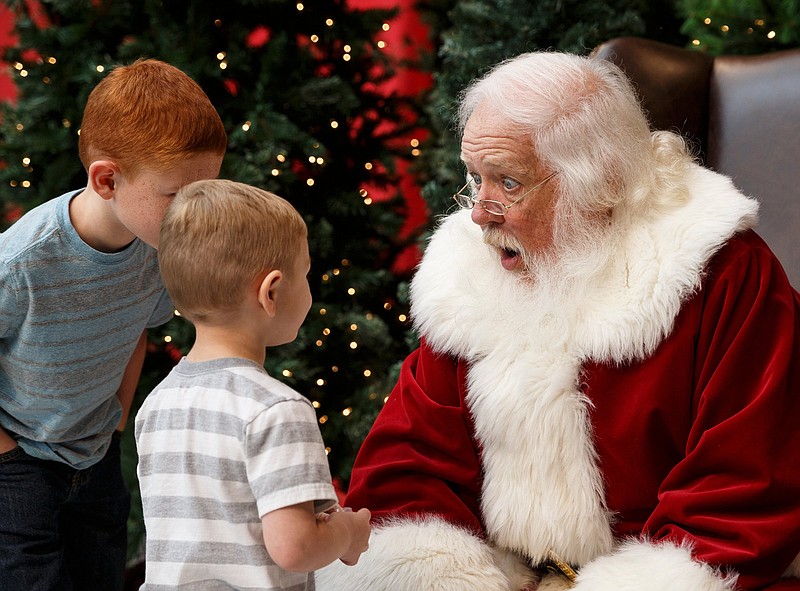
[0,432,130,591]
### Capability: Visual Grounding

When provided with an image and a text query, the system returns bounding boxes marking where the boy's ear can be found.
[257,270,283,317]
[87,160,120,200]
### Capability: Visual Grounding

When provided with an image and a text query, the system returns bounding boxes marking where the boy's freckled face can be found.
[113,151,223,248]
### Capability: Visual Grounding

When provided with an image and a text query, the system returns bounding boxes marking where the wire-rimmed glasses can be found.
[452,170,559,216]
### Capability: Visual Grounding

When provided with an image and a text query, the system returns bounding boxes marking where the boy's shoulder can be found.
[0,191,77,263]
[151,357,312,410]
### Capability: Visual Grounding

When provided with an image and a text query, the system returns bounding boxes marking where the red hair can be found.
[78,59,227,175]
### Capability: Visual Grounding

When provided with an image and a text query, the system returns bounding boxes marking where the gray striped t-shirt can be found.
[135,357,337,590]
[0,190,173,468]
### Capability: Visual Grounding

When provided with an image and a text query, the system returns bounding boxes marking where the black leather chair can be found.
[593,36,800,288]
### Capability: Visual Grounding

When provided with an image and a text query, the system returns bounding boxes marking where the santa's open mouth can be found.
[499,246,521,270]
[483,227,524,271]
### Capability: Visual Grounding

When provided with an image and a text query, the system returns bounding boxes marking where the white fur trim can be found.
[572,539,737,591]
[467,345,614,565]
[574,168,757,362]
[315,517,536,591]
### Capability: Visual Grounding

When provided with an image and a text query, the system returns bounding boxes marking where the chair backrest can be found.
[593,36,800,288]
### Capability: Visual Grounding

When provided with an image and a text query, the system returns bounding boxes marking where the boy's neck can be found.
[186,323,267,366]
[70,188,136,252]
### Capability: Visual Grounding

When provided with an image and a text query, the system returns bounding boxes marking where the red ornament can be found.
[223,78,239,96]
[246,25,271,48]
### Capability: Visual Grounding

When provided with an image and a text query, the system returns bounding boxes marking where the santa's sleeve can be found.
[573,232,800,591]
[316,341,536,590]
[344,341,483,524]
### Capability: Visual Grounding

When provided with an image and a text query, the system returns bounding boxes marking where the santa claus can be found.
[317,51,800,591]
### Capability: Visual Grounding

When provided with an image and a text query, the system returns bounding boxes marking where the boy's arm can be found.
[261,501,371,572]
[115,330,148,431]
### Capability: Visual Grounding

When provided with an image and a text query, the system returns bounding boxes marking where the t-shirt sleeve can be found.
[146,287,174,329]
[245,398,337,517]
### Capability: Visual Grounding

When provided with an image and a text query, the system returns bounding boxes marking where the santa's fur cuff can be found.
[573,539,737,591]
[315,517,536,591]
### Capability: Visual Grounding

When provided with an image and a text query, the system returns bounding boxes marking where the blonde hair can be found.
[159,179,307,321]
[78,59,227,176]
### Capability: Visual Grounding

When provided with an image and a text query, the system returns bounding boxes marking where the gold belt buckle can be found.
[544,549,578,585]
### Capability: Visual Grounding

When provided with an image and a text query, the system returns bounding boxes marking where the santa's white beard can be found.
[482,213,620,304]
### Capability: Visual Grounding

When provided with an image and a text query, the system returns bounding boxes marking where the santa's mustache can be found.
[482,226,525,256]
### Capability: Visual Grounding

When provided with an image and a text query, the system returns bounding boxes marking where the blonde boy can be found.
[136,179,370,590]
[0,59,226,590]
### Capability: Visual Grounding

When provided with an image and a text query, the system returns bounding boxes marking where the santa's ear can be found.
[88,160,119,200]
[257,270,283,317]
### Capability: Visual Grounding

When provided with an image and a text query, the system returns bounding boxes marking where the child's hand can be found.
[330,507,371,566]
[316,503,350,522]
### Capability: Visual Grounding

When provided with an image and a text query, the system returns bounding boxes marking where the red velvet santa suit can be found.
[317,165,800,591]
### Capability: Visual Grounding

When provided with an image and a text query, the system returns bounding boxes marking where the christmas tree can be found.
[1,0,423,561]
[680,0,800,54]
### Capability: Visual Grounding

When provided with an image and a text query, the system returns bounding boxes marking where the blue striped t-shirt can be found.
[0,190,173,468]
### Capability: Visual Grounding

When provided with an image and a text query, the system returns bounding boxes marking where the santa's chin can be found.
[499,247,522,271]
